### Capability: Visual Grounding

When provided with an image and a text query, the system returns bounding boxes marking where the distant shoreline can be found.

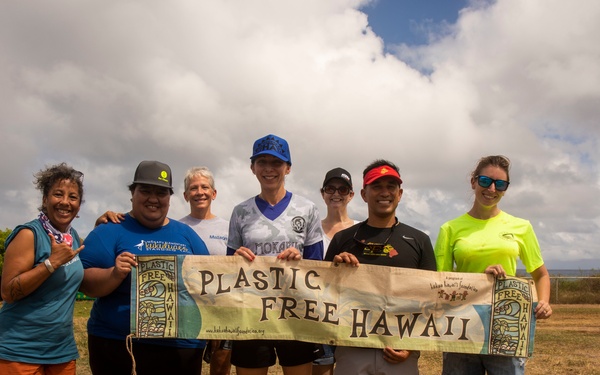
[517,269,600,277]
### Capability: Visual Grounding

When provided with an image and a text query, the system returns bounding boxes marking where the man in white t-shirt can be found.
[178,166,231,375]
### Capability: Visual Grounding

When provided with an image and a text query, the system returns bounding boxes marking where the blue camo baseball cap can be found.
[250,134,292,164]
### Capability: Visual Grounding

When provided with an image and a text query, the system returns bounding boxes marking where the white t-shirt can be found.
[178,215,229,255]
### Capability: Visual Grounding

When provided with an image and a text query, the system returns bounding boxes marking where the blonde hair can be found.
[183,167,215,191]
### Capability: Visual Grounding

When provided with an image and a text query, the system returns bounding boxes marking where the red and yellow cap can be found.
[363,165,402,187]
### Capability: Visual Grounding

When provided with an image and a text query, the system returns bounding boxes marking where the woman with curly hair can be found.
[0,163,85,375]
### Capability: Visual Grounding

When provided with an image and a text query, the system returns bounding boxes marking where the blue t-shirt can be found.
[80,214,209,348]
[0,219,83,364]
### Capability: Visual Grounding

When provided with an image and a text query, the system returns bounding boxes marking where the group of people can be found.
[0,133,552,375]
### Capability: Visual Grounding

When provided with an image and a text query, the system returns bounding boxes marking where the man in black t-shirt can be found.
[324,159,436,375]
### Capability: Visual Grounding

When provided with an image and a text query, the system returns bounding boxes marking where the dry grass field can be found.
[71,303,600,375]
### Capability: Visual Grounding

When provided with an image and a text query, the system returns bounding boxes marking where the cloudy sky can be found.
[1,0,599,270]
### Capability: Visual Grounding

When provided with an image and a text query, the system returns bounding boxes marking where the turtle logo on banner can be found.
[490,277,535,357]
[134,256,178,338]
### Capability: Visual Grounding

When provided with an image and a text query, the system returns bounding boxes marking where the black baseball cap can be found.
[322,167,353,189]
[132,160,173,192]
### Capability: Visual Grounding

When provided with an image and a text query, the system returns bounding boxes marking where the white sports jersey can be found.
[228,194,323,258]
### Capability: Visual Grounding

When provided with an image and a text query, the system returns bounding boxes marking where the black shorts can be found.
[88,334,204,375]
[230,340,316,368]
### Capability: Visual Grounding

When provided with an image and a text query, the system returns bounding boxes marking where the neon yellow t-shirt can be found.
[434,211,544,275]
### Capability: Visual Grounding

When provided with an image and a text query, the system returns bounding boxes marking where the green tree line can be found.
[0,228,12,275]
[0,228,12,300]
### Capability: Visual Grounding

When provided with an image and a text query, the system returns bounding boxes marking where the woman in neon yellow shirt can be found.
[434,155,552,375]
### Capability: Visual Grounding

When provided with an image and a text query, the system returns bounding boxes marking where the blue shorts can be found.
[313,344,336,366]
[442,352,527,375]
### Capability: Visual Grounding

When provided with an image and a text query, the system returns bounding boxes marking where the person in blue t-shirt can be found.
[80,160,209,375]
[0,163,85,375]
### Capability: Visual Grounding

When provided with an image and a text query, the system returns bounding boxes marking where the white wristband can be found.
[44,259,55,274]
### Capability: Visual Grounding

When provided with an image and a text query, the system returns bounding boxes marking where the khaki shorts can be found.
[333,347,420,375]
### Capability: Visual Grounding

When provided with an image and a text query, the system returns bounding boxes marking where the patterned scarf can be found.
[38,212,73,246]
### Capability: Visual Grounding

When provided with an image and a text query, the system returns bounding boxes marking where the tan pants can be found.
[333,347,420,375]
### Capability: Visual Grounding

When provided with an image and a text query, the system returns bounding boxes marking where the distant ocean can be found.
[516,269,599,277]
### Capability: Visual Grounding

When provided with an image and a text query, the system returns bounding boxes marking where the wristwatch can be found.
[44,259,55,274]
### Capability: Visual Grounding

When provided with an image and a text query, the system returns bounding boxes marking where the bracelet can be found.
[44,259,55,274]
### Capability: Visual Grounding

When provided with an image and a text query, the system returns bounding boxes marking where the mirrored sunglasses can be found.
[476,175,510,191]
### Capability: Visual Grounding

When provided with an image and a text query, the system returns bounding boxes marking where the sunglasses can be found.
[322,185,351,196]
[353,219,398,256]
[475,175,510,191]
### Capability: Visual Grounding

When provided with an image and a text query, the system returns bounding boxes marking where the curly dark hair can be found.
[34,163,84,212]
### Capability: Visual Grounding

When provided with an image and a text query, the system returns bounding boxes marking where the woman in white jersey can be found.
[434,155,552,375]
[313,167,358,375]
[227,134,324,375]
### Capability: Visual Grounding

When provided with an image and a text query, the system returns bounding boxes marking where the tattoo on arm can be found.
[9,276,25,301]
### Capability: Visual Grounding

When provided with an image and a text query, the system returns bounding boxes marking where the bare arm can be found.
[94,211,125,227]
[1,231,84,303]
[79,252,137,298]
[531,264,552,319]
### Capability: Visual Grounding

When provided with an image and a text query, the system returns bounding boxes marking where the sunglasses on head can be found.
[322,185,351,196]
[475,175,510,191]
